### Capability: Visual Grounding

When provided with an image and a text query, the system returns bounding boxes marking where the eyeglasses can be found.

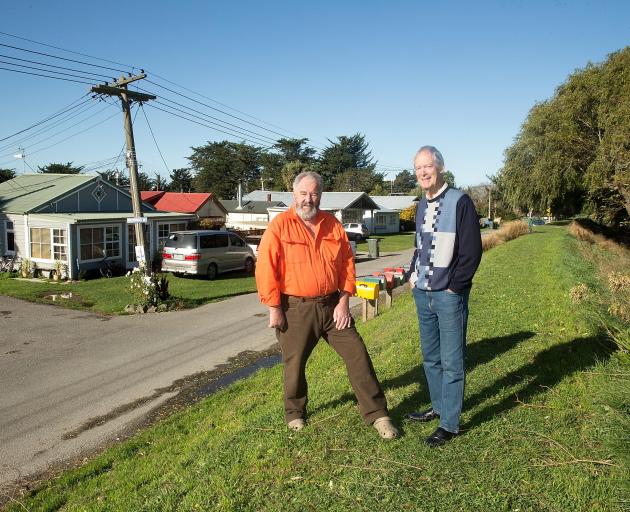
[414,164,435,172]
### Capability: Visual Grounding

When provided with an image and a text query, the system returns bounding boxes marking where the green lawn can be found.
[356,232,415,253]
[0,271,257,315]
[6,226,629,511]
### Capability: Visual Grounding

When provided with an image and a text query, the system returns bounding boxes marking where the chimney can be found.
[236,180,243,210]
[267,193,271,202]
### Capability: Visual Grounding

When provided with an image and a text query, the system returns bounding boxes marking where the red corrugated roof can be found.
[152,192,213,214]
[140,191,166,204]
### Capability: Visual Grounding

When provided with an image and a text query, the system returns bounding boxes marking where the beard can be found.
[295,202,318,221]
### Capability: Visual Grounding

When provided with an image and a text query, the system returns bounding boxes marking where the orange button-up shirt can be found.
[255,207,356,306]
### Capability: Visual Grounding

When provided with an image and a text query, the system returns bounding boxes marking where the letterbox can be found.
[361,276,384,289]
[355,281,379,300]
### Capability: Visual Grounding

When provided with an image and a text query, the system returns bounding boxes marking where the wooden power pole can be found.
[91,74,156,274]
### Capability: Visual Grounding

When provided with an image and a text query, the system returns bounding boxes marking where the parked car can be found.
[343,223,369,241]
[161,230,256,279]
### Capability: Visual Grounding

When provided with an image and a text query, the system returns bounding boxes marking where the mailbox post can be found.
[356,280,380,321]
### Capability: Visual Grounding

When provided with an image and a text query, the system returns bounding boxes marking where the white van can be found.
[161,230,256,279]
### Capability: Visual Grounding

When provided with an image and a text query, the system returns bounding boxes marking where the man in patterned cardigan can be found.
[407,146,482,446]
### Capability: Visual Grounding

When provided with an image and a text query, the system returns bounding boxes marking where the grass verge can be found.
[0,271,256,315]
[5,225,629,511]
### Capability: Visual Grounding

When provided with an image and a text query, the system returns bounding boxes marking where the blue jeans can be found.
[412,287,470,433]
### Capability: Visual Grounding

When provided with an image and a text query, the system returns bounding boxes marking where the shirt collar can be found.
[426,182,449,201]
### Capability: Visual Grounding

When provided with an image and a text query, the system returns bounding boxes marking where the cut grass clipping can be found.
[6,225,629,511]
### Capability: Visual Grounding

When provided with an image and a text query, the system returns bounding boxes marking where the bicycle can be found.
[98,253,115,278]
[0,255,19,273]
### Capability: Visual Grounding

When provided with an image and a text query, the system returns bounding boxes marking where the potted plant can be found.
[20,258,32,278]
[52,260,65,281]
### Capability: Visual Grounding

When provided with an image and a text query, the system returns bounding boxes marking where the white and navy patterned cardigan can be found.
[408,186,482,293]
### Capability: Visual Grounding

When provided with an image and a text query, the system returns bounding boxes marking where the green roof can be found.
[0,174,95,213]
[29,212,196,224]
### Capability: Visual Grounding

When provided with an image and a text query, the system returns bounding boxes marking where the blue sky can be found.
[0,1,628,188]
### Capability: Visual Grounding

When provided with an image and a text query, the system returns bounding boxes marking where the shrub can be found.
[499,220,529,242]
[482,232,504,252]
[128,268,170,308]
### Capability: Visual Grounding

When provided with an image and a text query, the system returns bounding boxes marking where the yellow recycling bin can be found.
[355,280,379,301]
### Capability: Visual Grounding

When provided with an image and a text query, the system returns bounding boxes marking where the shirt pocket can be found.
[281,238,308,264]
[320,236,342,262]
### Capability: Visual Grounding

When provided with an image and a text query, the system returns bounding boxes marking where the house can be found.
[243,190,380,227]
[0,174,195,279]
[221,199,288,231]
[140,191,227,227]
[367,195,420,234]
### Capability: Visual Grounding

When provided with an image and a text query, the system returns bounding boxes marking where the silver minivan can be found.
[161,230,256,279]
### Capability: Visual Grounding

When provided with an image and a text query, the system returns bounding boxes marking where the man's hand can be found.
[333,292,353,330]
[408,271,418,290]
[268,306,286,330]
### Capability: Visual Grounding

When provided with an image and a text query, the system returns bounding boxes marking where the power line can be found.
[0,66,93,84]
[140,104,170,174]
[0,102,100,154]
[152,96,278,144]
[0,58,109,84]
[0,42,129,74]
[0,94,90,142]
[0,31,136,71]
[14,109,120,159]
[0,53,113,81]
[145,79,291,140]
[146,103,275,148]
[0,103,114,157]
[146,71,307,140]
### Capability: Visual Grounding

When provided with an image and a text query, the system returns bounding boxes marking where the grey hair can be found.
[415,145,445,171]
[293,171,323,193]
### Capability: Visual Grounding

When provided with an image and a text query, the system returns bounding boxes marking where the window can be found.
[80,226,120,261]
[200,233,228,249]
[158,222,186,247]
[29,227,67,260]
[4,221,15,254]
[53,229,67,260]
[375,215,386,229]
[30,228,51,259]
[229,234,245,247]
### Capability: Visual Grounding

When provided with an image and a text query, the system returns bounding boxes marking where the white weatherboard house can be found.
[0,174,195,279]
[366,195,420,234]
[243,190,380,227]
[221,199,288,231]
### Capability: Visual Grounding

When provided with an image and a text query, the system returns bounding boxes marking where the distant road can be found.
[0,248,415,491]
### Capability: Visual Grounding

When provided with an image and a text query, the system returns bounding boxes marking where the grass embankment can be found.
[0,272,256,315]
[7,225,628,511]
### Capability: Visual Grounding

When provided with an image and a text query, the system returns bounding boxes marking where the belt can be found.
[284,292,337,304]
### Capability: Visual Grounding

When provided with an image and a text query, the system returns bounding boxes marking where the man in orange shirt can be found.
[255,171,398,439]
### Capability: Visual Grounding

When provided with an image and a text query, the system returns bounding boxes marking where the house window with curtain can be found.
[30,227,67,260]
[30,228,51,259]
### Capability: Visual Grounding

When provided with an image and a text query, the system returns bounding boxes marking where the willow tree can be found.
[496,46,630,226]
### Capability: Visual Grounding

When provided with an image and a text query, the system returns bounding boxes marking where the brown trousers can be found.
[276,293,388,424]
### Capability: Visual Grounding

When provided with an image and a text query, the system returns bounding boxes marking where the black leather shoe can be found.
[425,427,458,447]
[407,408,440,422]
